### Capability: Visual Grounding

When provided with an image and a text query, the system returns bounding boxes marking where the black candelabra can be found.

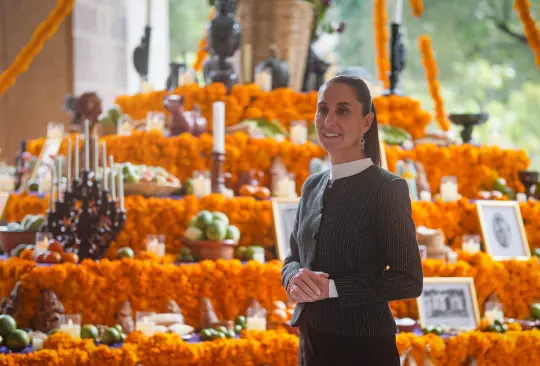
[386,22,406,95]
[46,161,125,261]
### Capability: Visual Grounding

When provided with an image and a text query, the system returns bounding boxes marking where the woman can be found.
[281,76,423,366]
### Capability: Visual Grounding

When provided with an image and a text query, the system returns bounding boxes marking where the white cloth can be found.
[328,158,373,298]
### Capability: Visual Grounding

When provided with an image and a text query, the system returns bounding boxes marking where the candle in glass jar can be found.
[212,102,225,154]
[192,174,211,198]
[246,316,267,331]
[84,120,90,171]
[135,317,155,336]
[59,319,81,339]
[446,251,458,264]
[440,178,458,201]
[462,239,480,253]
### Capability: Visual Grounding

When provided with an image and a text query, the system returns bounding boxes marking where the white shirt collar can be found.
[330,158,373,182]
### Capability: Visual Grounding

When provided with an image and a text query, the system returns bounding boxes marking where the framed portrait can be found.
[476,200,530,260]
[417,277,480,330]
[272,198,300,261]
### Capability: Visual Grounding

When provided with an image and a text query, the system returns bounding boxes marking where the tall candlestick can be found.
[74,135,79,177]
[84,120,90,171]
[94,137,99,175]
[110,156,116,201]
[102,142,108,190]
[243,43,252,83]
[57,158,63,202]
[146,0,151,26]
[49,170,55,211]
[212,102,225,154]
[67,139,72,191]
[393,0,403,24]
[118,167,125,211]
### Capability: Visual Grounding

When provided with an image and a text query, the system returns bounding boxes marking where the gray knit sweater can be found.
[281,166,423,337]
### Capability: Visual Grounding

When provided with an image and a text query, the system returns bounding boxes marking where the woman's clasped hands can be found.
[288,268,330,302]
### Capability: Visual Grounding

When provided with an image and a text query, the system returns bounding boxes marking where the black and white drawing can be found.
[418,277,480,330]
[476,201,530,260]
[272,199,300,261]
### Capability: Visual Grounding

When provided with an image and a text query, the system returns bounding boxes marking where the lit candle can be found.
[84,120,90,171]
[59,319,81,339]
[246,316,267,331]
[74,135,79,177]
[290,121,307,145]
[67,139,72,191]
[135,316,155,336]
[57,158,63,202]
[118,167,125,211]
[102,142,108,190]
[93,136,99,174]
[212,102,225,154]
[393,0,403,24]
[110,156,116,201]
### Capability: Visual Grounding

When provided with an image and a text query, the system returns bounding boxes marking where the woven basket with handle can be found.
[237,0,314,91]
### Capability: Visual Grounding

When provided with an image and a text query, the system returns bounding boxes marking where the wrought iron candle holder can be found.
[46,165,125,260]
[386,22,406,95]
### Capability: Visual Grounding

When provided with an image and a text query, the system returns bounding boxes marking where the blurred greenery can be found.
[168,0,540,169]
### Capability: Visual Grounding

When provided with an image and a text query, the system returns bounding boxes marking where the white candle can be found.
[260,70,272,91]
[419,191,432,201]
[110,156,116,201]
[74,135,80,177]
[393,0,403,24]
[290,122,307,145]
[94,137,99,174]
[246,316,266,331]
[57,158,63,202]
[49,168,55,211]
[516,193,527,203]
[243,43,252,83]
[212,102,225,154]
[135,317,155,336]
[84,120,90,171]
[192,174,211,198]
[118,167,125,211]
[462,239,480,254]
[447,251,458,264]
[102,142,108,190]
[440,181,458,201]
[485,309,504,323]
[59,319,81,339]
[67,139,72,189]
[146,0,151,26]
[32,337,44,351]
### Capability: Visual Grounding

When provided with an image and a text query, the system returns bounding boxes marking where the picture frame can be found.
[271,198,300,261]
[29,137,63,181]
[417,277,480,330]
[476,200,530,260]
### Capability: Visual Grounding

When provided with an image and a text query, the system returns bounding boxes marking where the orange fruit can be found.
[270,309,288,322]
[44,251,62,264]
[273,301,287,311]
[239,185,256,197]
[48,241,64,254]
[62,252,79,264]
[254,186,271,200]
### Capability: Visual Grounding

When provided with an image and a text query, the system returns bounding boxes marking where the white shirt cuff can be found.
[329,279,338,298]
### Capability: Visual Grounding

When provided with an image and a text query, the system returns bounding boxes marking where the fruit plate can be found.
[124,182,180,197]
[0,227,37,256]
[181,237,238,260]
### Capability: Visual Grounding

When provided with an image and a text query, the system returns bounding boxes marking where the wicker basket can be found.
[181,237,238,260]
[124,182,180,197]
[237,0,314,91]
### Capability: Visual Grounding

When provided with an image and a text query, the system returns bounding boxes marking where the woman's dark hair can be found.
[320,75,382,167]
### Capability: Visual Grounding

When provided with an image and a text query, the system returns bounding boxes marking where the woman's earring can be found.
[359,134,365,152]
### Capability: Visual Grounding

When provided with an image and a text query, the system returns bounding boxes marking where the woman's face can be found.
[315,82,373,163]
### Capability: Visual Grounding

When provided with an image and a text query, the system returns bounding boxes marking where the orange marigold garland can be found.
[0,0,76,96]
[192,6,216,72]
[418,35,451,131]
[408,0,424,17]
[374,0,390,88]
[514,0,540,69]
